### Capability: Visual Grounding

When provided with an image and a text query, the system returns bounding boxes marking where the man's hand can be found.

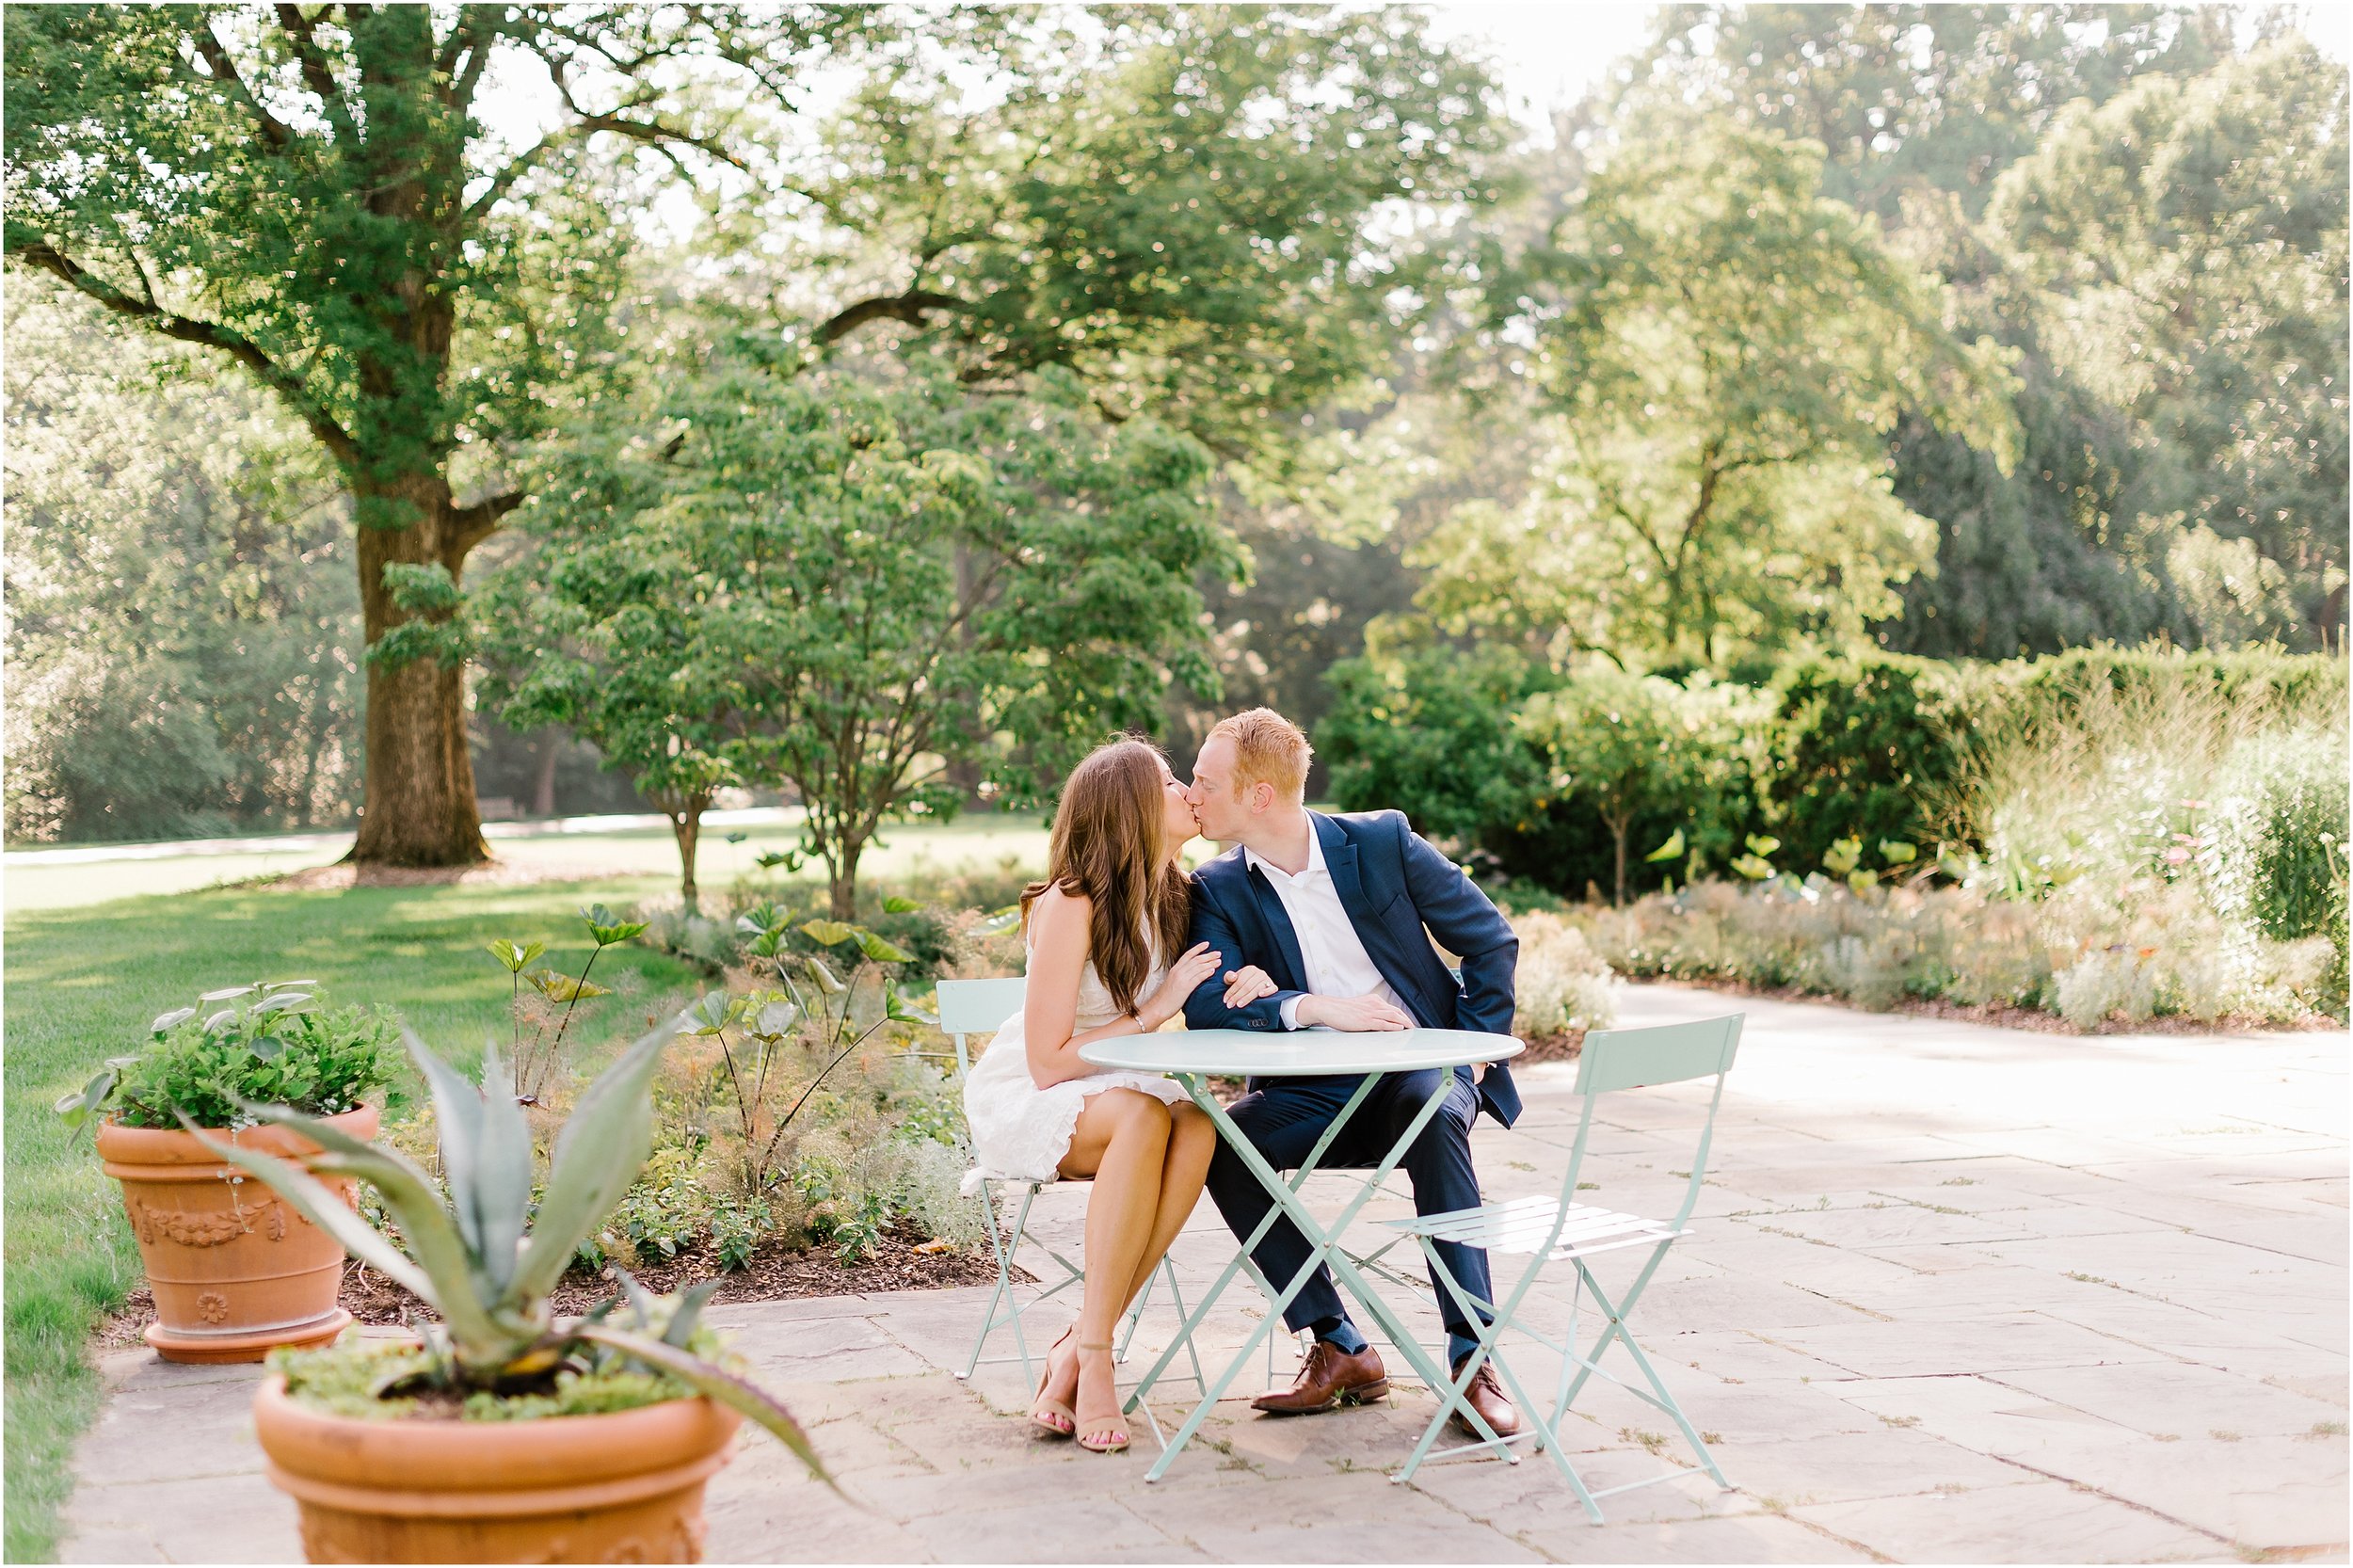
[1296,992,1412,1032]
[1222,965,1278,1010]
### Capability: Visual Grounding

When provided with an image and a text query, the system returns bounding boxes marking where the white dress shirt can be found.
[1244,824,1412,1030]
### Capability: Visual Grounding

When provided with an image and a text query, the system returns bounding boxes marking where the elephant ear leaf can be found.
[855,930,914,965]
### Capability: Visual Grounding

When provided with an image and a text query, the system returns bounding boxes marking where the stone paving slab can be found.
[58,985,2349,1563]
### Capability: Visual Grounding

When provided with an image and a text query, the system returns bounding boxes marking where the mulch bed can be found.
[1646,971,2342,1036]
[93,1220,1011,1352]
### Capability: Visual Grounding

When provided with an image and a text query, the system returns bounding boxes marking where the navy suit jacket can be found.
[1182,809,1522,1128]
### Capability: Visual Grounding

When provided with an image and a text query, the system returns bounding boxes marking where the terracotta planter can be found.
[253,1374,744,1564]
[98,1105,377,1363]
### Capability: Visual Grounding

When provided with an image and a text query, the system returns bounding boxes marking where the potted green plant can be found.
[56,982,397,1362]
[205,1024,828,1564]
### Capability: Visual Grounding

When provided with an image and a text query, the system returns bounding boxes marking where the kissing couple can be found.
[962,708,1523,1454]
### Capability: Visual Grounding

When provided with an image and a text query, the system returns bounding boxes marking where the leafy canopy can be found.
[1424,124,2020,667]
[478,351,1236,913]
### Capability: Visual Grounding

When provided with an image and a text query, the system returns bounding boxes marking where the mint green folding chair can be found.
[936,978,1199,1390]
[1383,1013,1743,1521]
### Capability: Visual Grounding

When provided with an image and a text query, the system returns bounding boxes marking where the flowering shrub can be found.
[1507,911,1617,1038]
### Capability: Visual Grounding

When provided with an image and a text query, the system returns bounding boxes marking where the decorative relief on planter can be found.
[198,1292,232,1324]
[127,1195,293,1247]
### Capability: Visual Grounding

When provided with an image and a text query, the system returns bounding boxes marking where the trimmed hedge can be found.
[1763,653,1970,873]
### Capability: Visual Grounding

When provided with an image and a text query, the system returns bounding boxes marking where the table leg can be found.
[1136,1068,1460,1483]
[1123,1070,1384,1416]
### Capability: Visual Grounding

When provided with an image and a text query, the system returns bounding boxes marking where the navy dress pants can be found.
[1205,1067,1493,1345]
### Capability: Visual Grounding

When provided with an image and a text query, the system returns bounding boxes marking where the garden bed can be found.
[92,1220,1010,1353]
[1645,971,2346,1036]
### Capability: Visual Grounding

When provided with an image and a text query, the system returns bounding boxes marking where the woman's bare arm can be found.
[1022,887,1220,1088]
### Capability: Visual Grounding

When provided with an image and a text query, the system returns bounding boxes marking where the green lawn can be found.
[1,875,710,1562]
[5,810,1056,913]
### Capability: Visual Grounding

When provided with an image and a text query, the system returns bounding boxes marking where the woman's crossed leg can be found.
[1040,1090,1217,1449]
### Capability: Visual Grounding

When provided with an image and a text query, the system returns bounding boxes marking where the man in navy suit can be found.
[1182,708,1521,1439]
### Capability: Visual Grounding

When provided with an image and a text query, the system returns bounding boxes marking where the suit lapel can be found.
[1316,812,1368,921]
[1317,813,1428,1025]
[1240,861,1309,991]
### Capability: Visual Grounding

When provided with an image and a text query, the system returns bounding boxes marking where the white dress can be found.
[961,940,1190,1192]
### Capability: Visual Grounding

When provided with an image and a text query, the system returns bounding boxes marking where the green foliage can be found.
[103,1000,399,1132]
[490,906,643,1104]
[2,290,364,843]
[1321,641,1770,903]
[808,4,1513,465]
[1318,638,1558,847]
[1990,39,2349,648]
[51,980,396,1133]
[1616,4,2241,227]
[1518,672,1692,906]
[481,358,1236,918]
[1441,123,2017,667]
[1763,654,1972,876]
[271,1338,701,1424]
[1327,639,2346,925]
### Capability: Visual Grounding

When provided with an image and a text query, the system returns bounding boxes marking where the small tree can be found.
[488,352,1237,918]
[474,537,744,912]
[1518,671,1689,906]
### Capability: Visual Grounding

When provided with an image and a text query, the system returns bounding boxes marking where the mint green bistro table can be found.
[1077,1027,1526,1482]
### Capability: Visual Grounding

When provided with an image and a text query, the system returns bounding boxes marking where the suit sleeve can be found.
[1183,878,1305,1032]
[1396,816,1518,1035]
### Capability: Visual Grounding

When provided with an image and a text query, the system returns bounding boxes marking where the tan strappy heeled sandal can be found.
[1029,1327,1077,1438]
[1073,1340,1129,1454]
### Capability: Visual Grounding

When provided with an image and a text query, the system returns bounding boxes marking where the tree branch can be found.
[273,3,358,140]
[191,23,294,150]
[814,290,967,345]
[440,8,500,110]
[11,240,359,468]
[574,109,751,173]
[449,488,528,558]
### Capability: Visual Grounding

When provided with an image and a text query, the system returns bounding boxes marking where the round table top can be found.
[1079,1026,1524,1078]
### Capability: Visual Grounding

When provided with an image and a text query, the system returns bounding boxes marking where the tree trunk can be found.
[828,837,864,920]
[669,803,705,913]
[1609,814,1630,907]
[346,476,488,867]
[533,733,562,818]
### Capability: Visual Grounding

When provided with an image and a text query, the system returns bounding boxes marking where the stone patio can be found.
[60,984,2348,1563]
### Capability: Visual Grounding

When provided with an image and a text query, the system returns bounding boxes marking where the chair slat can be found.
[937,975,1028,1036]
[1574,1014,1742,1096]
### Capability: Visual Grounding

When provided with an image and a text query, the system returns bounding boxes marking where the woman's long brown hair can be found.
[1020,738,1193,1018]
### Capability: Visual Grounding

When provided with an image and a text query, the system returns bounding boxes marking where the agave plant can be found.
[191,1024,827,1481]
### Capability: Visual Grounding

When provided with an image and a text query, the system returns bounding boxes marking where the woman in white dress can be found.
[963,738,1255,1453]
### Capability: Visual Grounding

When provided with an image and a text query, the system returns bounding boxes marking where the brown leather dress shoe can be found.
[1252,1339,1389,1415]
[1449,1353,1521,1440]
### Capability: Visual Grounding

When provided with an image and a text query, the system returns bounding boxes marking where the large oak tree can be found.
[4,4,898,863]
